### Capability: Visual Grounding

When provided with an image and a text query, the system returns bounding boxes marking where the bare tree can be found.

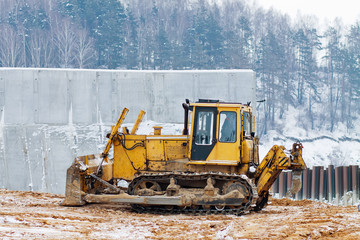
[42,33,54,68]
[29,30,42,67]
[0,1,13,19]
[74,29,95,68]
[0,25,23,67]
[28,30,54,67]
[52,18,77,68]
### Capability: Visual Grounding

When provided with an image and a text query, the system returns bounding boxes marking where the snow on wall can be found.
[0,68,256,194]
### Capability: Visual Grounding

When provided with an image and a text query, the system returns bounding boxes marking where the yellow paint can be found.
[206,107,240,162]
[164,140,188,160]
[255,144,307,196]
[153,126,163,135]
[103,108,129,162]
[113,135,146,180]
[146,139,165,160]
[131,110,146,134]
[113,135,188,180]
[241,140,252,164]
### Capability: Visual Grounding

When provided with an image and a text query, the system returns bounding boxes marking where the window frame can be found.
[194,110,214,145]
[218,111,237,143]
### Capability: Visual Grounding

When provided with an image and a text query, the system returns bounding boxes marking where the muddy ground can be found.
[0,189,359,239]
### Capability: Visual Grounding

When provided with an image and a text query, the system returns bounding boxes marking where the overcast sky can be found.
[255,0,360,25]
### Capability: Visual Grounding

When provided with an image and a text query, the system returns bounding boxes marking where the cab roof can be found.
[189,99,253,111]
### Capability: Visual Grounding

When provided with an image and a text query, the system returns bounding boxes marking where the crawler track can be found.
[127,172,258,215]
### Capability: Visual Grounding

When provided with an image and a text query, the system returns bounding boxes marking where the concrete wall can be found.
[0,68,256,193]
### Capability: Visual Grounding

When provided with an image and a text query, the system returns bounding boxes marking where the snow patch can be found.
[0,216,22,224]
[216,222,234,240]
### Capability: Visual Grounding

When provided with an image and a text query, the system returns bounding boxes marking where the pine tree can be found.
[323,26,345,131]
[203,12,225,68]
[155,21,172,69]
[345,23,360,127]
[224,16,253,69]
[124,7,139,69]
[255,31,286,134]
[62,0,127,68]
[293,28,321,106]
[182,21,206,69]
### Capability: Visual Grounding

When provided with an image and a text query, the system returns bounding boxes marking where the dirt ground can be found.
[0,189,359,239]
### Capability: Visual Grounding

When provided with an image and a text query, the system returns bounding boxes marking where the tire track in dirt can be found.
[0,189,359,239]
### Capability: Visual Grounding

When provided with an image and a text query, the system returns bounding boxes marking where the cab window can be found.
[194,111,214,145]
[219,111,236,142]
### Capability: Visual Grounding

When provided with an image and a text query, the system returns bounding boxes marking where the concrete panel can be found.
[4,126,30,190]
[47,135,74,193]
[116,71,149,123]
[4,69,35,124]
[68,70,97,124]
[0,109,6,188]
[37,69,68,124]
[160,71,190,122]
[96,71,113,124]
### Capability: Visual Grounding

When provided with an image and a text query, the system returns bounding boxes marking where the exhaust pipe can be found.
[182,102,189,135]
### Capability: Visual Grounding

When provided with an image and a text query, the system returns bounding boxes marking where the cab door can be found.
[206,107,240,161]
[190,107,217,160]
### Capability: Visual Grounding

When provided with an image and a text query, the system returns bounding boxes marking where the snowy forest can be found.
[0,0,360,137]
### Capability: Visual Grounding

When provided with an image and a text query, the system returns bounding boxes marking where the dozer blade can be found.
[286,170,302,197]
[60,161,86,206]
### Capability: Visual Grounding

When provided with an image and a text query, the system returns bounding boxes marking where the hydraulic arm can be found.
[254,142,306,208]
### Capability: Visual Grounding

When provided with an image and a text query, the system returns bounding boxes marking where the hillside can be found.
[258,107,360,167]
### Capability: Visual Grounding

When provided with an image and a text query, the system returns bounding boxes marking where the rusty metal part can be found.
[352,166,358,204]
[223,181,247,209]
[84,187,247,209]
[335,167,341,205]
[133,180,162,196]
[204,178,217,196]
[127,172,257,214]
[166,178,180,196]
[61,154,114,206]
[286,170,302,197]
[302,168,309,199]
[60,162,86,206]
[279,172,285,198]
[253,191,269,211]
[84,193,184,205]
[89,173,120,194]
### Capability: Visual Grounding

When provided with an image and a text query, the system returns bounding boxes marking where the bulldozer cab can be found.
[188,100,253,162]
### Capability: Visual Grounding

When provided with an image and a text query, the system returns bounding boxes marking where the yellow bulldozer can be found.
[61,99,306,214]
